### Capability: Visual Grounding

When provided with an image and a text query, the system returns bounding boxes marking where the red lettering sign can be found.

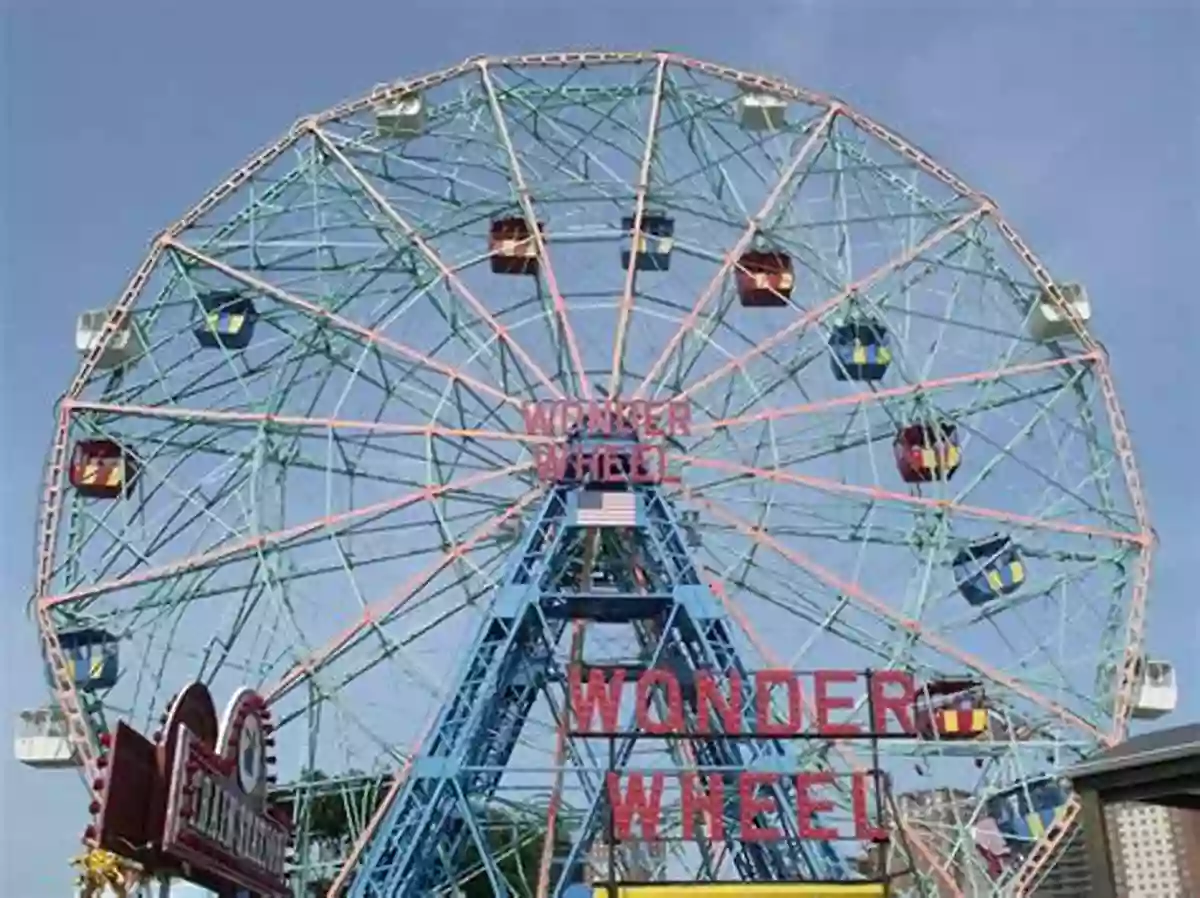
[607,771,883,842]
[567,665,917,737]
[523,399,690,484]
[522,399,692,438]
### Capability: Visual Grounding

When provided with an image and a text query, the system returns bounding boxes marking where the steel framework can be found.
[343,477,858,895]
[28,51,1160,898]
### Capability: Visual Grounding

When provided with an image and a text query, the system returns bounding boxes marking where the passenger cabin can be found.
[69,440,139,500]
[953,536,1026,607]
[736,251,794,307]
[894,422,962,483]
[1028,283,1091,343]
[829,319,892,382]
[14,707,76,769]
[986,778,1070,852]
[620,213,674,272]
[375,93,425,138]
[490,217,542,275]
[913,679,989,740]
[194,292,258,351]
[59,627,119,690]
[75,310,137,371]
[1131,658,1178,720]
[739,92,788,131]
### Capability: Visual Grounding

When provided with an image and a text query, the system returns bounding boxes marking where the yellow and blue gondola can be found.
[986,778,1069,853]
[58,627,119,691]
[620,212,674,272]
[829,320,892,382]
[953,535,1026,606]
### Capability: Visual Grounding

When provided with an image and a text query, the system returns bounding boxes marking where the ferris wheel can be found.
[19,50,1176,898]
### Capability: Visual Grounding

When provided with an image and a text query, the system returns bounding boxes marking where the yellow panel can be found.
[592,885,886,898]
[1009,560,1026,584]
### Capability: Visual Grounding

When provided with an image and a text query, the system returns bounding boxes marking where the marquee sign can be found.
[569,666,914,845]
[162,687,290,895]
[88,683,291,898]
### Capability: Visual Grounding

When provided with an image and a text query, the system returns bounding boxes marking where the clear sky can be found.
[2,1,1196,895]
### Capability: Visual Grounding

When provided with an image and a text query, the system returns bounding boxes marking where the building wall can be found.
[1105,803,1200,898]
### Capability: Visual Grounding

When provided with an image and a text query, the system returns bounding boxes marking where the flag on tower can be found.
[576,491,638,527]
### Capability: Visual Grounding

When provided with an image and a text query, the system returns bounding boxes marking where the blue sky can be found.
[1,1,1196,895]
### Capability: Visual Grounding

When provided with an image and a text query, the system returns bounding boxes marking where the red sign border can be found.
[162,724,290,897]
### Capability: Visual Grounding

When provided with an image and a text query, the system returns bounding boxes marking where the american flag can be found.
[576,491,638,527]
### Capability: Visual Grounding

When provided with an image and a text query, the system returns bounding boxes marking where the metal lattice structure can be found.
[27,51,1166,897]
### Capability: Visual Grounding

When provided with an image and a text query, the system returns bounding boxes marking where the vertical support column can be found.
[1077,789,1116,898]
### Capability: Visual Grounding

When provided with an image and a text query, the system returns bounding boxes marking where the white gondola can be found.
[1132,658,1178,720]
[14,707,77,769]
[1027,283,1091,342]
[375,94,425,138]
[739,92,788,131]
[75,309,137,370]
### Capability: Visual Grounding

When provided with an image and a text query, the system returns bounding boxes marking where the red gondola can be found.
[489,217,543,275]
[736,251,794,307]
[913,679,989,740]
[69,440,139,499]
[894,422,961,483]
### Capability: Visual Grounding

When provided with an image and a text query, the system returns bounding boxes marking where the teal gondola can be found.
[194,292,258,350]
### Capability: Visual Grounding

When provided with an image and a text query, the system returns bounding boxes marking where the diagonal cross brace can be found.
[347,485,853,896]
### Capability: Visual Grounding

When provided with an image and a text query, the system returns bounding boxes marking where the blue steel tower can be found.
[343,424,853,897]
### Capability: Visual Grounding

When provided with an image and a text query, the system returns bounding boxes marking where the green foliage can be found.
[278,771,574,895]
[455,806,573,898]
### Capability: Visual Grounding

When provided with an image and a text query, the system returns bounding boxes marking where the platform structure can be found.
[342,435,874,896]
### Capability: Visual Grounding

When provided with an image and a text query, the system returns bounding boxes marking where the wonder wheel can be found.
[22,51,1171,897]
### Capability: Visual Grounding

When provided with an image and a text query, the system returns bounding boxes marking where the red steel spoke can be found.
[676,205,988,403]
[67,399,549,445]
[682,456,1146,546]
[165,238,522,409]
[695,353,1099,433]
[632,106,839,400]
[610,55,669,399]
[40,464,528,610]
[684,489,1114,747]
[264,490,543,703]
[311,125,565,400]
[479,59,591,398]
